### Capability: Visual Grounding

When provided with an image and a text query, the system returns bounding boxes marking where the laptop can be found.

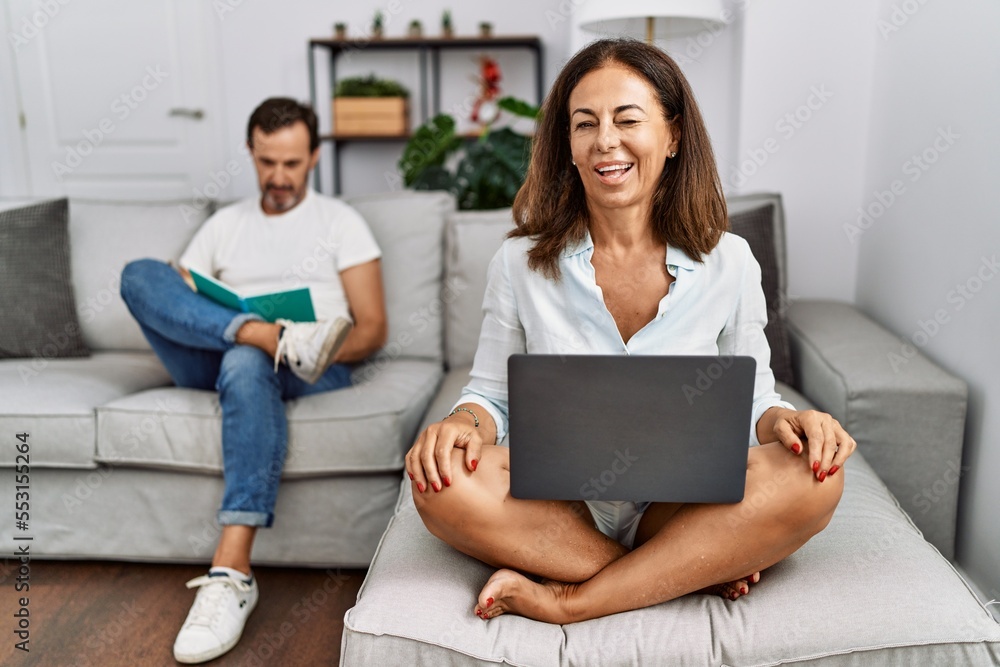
[507,354,757,504]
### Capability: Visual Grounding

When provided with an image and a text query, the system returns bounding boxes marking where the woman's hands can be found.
[765,407,857,481]
[405,407,491,493]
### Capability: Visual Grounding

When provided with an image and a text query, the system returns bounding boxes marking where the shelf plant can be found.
[333,75,410,137]
[398,96,540,210]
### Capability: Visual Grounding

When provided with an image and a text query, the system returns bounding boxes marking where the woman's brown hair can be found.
[511,38,727,279]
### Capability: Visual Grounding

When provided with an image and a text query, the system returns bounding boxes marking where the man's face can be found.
[248,121,319,214]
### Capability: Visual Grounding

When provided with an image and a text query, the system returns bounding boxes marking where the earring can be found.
[571,160,576,165]
[669,151,677,159]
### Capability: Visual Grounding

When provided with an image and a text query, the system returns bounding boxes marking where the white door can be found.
[4,0,224,199]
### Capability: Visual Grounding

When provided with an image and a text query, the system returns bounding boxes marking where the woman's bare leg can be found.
[473,442,844,623]
[413,444,628,583]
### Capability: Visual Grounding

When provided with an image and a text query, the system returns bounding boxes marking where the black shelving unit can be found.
[307,35,543,194]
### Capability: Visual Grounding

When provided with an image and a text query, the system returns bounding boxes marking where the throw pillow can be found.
[0,198,90,359]
[728,203,794,386]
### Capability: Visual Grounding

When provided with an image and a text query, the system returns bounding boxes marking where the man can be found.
[120,98,386,664]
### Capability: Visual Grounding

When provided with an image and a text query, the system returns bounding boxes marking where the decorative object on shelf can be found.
[333,75,410,136]
[441,10,453,38]
[479,21,493,38]
[575,0,726,44]
[408,19,422,38]
[398,96,540,210]
[334,22,347,40]
[470,56,502,126]
[372,10,384,38]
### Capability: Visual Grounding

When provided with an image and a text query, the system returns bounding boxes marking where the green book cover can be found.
[188,268,316,323]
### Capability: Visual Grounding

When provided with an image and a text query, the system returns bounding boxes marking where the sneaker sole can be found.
[302,318,353,384]
[173,592,259,664]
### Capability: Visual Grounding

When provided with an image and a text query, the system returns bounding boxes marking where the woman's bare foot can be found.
[475,569,579,624]
[698,571,761,601]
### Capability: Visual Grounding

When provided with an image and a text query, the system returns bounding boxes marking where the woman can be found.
[405,39,855,625]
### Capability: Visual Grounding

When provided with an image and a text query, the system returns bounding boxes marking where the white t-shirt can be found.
[179,189,381,323]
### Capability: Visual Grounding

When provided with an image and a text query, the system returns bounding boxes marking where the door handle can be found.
[169,108,205,120]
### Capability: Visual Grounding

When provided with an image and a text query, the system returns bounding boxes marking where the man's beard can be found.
[263,184,304,212]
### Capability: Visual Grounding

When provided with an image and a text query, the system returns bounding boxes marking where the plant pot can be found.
[442,27,453,38]
[334,26,347,40]
[333,97,409,136]
[408,25,422,38]
[479,23,492,38]
[372,27,383,39]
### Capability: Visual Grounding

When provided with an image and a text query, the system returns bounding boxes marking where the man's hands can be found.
[405,407,492,493]
[764,407,857,481]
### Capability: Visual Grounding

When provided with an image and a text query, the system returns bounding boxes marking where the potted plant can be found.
[334,22,347,40]
[408,19,422,38]
[333,75,410,137]
[479,21,493,38]
[441,10,453,38]
[398,97,540,210]
[372,10,384,38]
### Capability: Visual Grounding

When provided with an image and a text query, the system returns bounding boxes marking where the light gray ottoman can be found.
[342,394,1000,666]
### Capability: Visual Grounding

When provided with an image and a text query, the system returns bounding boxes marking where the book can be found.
[188,268,316,323]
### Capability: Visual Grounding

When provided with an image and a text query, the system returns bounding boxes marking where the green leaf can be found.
[334,74,409,98]
[498,96,540,120]
[398,115,462,187]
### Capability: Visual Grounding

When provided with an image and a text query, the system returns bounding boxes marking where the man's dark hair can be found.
[247,98,320,152]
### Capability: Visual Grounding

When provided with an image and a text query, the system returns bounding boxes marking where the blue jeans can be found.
[120,259,352,527]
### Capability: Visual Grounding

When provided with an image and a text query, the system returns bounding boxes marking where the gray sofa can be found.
[0,191,454,566]
[339,196,1000,664]
[1,191,998,664]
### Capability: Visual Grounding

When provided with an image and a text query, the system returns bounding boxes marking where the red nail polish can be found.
[812,461,820,473]
[417,483,425,493]
[486,597,494,607]
[741,587,747,595]
[829,465,840,476]
[442,476,451,487]
[432,482,441,492]
[818,470,828,482]
[471,459,479,471]
[475,609,482,617]
[407,473,414,480]
[791,443,802,455]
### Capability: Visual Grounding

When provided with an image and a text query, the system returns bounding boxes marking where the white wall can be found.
[209,0,572,200]
[856,0,1000,604]
[736,0,879,301]
[0,1,30,195]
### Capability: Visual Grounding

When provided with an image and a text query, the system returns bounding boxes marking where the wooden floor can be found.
[0,559,366,666]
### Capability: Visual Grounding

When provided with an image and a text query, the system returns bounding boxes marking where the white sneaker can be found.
[273,317,353,384]
[173,567,259,664]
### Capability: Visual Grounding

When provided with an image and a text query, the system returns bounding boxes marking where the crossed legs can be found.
[413,442,843,624]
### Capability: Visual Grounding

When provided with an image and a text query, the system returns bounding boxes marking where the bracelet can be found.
[447,406,479,428]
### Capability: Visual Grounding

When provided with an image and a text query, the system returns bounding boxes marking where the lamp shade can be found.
[577,0,726,39]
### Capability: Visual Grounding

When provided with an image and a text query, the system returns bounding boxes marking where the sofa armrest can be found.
[785,300,967,559]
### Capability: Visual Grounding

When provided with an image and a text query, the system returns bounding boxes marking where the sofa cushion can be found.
[443,208,516,369]
[95,359,442,476]
[0,352,172,468]
[729,203,794,386]
[0,198,90,359]
[346,191,455,363]
[344,450,1000,665]
[68,199,210,351]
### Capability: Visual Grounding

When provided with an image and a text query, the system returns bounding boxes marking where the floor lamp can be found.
[575,0,726,44]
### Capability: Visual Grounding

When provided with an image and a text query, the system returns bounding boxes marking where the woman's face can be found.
[568,64,679,216]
